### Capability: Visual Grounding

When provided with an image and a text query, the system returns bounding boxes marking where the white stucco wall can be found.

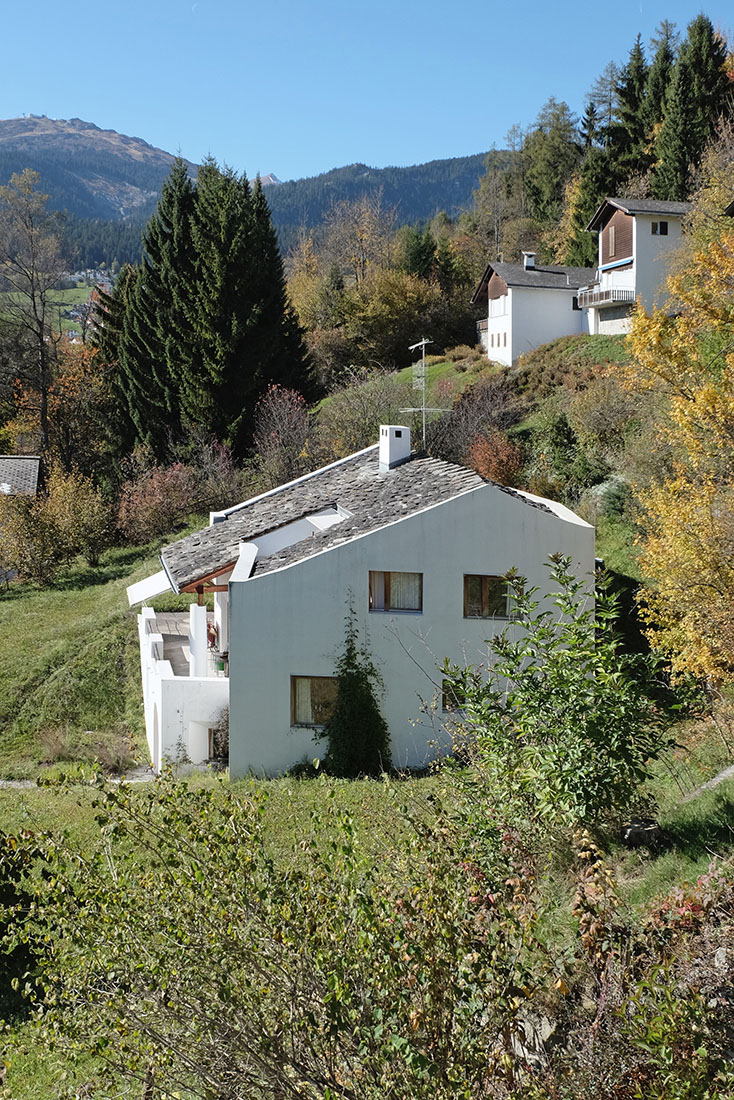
[482,292,511,365]
[137,609,229,773]
[228,484,595,778]
[632,213,683,311]
[509,286,585,362]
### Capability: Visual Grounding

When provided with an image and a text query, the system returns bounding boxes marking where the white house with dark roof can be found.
[579,197,691,335]
[128,427,595,777]
[471,253,593,366]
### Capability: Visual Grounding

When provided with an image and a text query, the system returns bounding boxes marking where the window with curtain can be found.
[369,571,423,612]
[291,676,338,726]
[463,574,509,618]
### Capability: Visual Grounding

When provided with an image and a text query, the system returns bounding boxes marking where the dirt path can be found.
[681,762,734,803]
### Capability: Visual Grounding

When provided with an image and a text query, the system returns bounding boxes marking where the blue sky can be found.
[2,1,731,181]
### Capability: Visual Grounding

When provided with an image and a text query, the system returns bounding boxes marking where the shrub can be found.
[252,385,311,489]
[0,492,64,585]
[320,606,392,777]
[117,462,199,543]
[442,555,671,828]
[12,774,551,1100]
[467,429,525,486]
[43,466,114,566]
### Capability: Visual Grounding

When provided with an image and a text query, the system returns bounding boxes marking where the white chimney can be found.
[379,425,411,472]
[522,251,536,270]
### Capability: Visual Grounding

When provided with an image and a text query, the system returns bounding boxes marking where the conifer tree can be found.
[321,606,391,778]
[612,35,649,176]
[588,62,621,146]
[652,15,729,200]
[642,21,678,141]
[94,159,309,458]
[565,147,615,266]
[580,102,600,149]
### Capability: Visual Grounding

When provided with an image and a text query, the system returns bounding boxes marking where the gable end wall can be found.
[601,209,633,265]
[228,487,594,777]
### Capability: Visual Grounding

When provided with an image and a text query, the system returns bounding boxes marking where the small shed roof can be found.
[0,456,41,496]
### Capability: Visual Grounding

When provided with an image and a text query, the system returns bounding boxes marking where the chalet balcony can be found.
[577,286,636,309]
[476,318,489,332]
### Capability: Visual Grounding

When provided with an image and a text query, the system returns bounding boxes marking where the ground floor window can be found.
[291,676,338,726]
[463,574,509,618]
[369,570,423,612]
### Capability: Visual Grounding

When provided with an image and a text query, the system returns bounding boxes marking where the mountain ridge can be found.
[0,116,489,262]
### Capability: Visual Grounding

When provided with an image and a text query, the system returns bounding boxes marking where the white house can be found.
[578,197,691,335]
[471,253,592,366]
[129,428,595,778]
[472,197,692,360]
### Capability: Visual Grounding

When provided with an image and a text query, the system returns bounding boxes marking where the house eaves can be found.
[586,197,691,233]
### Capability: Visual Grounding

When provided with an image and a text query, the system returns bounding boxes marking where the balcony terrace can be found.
[577,286,636,309]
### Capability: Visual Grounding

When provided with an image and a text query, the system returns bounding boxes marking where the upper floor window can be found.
[369,570,423,612]
[291,676,338,726]
[652,221,668,236]
[609,225,616,257]
[463,574,509,619]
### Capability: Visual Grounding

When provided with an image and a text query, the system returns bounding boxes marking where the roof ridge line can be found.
[215,442,380,520]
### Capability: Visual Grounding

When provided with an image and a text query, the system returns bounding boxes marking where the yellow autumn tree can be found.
[629,223,734,678]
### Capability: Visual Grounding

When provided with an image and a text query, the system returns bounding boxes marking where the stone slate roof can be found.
[586,197,691,231]
[160,447,551,592]
[0,456,40,496]
[471,261,592,302]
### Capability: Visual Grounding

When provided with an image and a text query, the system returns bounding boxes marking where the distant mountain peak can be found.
[0,116,195,220]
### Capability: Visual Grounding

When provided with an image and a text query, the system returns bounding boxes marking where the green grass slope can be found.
[0,542,188,778]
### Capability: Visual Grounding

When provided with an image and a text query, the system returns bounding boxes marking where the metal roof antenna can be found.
[400,337,441,449]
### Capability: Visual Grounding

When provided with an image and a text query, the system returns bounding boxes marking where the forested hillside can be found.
[265,153,490,252]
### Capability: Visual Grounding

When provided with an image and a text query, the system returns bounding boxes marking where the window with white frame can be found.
[369,570,423,612]
[652,220,668,235]
[291,676,338,726]
[463,574,509,618]
[609,224,616,257]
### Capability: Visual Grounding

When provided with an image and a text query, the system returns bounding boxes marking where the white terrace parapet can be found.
[137,607,229,774]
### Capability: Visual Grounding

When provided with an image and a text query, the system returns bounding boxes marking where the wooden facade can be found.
[488,271,509,299]
[601,208,633,266]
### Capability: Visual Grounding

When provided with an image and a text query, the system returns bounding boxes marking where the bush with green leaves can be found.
[443,554,671,828]
[8,774,553,1100]
[0,466,114,583]
[321,606,392,777]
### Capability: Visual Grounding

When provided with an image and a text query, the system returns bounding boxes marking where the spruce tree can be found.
[94,158,309,458]
[652,15,728,200]
[580,102,599,149]
[565,147,616,266]
[612,35,649,176]
[588,62,621,146]
[642,21,677,141]
[188,166,309,453]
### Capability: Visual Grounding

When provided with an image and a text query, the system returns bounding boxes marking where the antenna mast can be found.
[401,337,441,448]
